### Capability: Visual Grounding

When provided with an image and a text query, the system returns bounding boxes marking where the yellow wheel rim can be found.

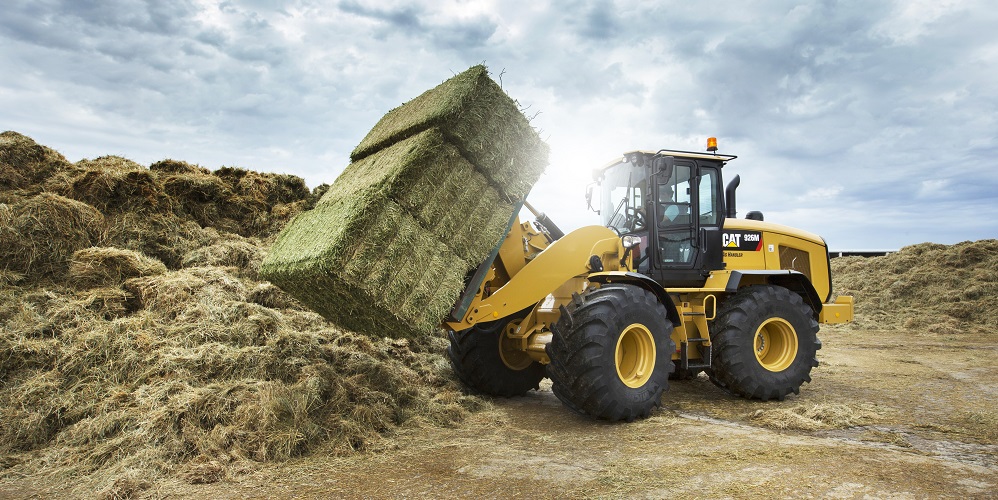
[615,323,656,388]
[754,318,798,372]
[498,320,533,371]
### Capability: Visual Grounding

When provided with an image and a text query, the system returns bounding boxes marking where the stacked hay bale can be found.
[261,65,548,338]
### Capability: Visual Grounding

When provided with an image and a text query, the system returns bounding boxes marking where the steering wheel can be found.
[626,207,645,229]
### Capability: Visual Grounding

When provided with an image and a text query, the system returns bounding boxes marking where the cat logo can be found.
[722,231,763,251]
[723,233,742,248]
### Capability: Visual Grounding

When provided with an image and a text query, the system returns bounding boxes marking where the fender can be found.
[725,270,823,317]
[587,271,682,327]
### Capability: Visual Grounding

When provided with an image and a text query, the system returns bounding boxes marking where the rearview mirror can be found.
[585,184,597,213]
[654,157,673,181]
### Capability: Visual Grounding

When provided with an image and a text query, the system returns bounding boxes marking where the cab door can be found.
[650,158,725,287]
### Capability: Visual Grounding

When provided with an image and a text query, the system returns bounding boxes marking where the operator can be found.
[659,185,687,224]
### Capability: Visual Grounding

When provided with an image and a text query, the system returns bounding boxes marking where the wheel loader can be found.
[445,139,854,421]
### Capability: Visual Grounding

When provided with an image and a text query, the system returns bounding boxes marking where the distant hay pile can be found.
[831,240,998,333]
[0,131,483,497]
[262,65,549,339]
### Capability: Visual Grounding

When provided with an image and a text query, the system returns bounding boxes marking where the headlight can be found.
[622,235,641,248]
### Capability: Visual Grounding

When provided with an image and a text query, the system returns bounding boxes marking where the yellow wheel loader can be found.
[445,140,854,421]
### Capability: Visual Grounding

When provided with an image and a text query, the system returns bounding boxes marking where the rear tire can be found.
[447,310,545,397]
[546,284,675,421]
[709,285,821,401]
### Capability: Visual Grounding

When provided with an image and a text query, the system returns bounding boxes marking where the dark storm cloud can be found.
[338,1,423,31]
[337,1,497,48]
[572,1,620,40]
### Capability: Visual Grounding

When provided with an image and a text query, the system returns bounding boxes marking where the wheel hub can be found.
[498,320,534,371]
[754,318,798,372]
[615,323,656,388]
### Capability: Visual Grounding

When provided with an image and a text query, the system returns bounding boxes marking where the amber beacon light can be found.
[706,137,718,152]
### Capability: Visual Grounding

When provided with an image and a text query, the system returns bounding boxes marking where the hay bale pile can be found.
[0,132,483,497]
[261,65,548,338]
[0,131,72,192]
[831,240,998,333]
[69,246,167,287]
[0,193,106,279]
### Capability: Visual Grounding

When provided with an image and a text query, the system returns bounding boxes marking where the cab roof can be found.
[624,149,737,163]
[593,149,737,180]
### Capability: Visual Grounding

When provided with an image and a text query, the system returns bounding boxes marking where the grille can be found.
[779,246,811,280]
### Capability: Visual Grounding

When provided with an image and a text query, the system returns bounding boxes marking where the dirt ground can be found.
[3,324,982,499]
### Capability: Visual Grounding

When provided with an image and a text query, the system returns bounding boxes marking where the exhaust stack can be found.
[725,174,740,219]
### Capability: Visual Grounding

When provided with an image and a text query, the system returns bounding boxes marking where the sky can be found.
[2,0,997,251]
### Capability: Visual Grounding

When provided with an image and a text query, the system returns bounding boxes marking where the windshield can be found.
[598,160,649,234]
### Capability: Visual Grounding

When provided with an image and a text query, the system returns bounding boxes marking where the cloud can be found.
[2,0,997,249]
[337,1,497,48]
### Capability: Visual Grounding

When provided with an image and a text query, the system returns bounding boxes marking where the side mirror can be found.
[586,184,598,213]
[653,157,673,181]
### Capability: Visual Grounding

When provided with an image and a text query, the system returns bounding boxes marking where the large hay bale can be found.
[325,128,515,262]
[261,194,468,337]
[0,193,105,278]
[263,67,546,338]
[0,131,73,191]
[351,65,548,201]
[69,247,167,288]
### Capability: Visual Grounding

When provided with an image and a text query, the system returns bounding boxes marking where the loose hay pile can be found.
[69,247,167,288]
[0,193,106,279]
[262,65,549,339]
[831,240,998,333]
[0,132,483,497]
[749,403,885,431]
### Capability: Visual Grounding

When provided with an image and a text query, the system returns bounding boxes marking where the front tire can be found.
[546,284,675,421]
[709,285,821,401]
[447,310,545,397]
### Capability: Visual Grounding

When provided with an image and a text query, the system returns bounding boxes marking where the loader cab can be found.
[594,149,736,288]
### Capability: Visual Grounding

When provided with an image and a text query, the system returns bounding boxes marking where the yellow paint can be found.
[444,203,855,369]
[754,318,798,372]
[445,225,621,331]
[819,296,854,324]
[615,323,656,388]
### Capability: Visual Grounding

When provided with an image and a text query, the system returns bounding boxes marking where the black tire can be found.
[447,310,545,397]
[546,284,675,421]
[709,285,821,401]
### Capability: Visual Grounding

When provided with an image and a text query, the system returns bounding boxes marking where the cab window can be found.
[698,167,720,226]
[657,164,691,227]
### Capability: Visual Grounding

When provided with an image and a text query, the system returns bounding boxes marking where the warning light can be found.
[706,137,718,152]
